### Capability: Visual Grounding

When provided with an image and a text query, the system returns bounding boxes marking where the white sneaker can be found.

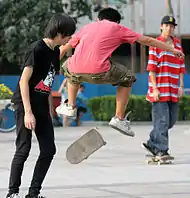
[109,116,135,137]
[55,103,77,119]
[6,193,20,198]
[55,103,64,114]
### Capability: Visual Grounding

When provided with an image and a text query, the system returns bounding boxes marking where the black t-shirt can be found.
[12,40,60,114]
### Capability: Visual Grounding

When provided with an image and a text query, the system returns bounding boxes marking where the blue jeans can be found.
[148,102,178,153]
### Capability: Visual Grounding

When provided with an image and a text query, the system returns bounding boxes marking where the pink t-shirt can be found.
[68,20,141,74]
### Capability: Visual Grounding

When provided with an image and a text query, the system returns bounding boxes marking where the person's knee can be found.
[68,79,80,87]
[153,113,169,133]
[15,146,31,162]
[158,117,170,135]
[40,144,56,159]
[118,75,136,87]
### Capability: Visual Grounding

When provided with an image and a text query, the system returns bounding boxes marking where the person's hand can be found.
[153,88,160,101]
[178,86,184,98]
[173,49,185,59]
[24,112,36,130]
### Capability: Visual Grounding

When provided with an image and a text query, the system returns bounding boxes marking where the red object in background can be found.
[51,91,61,116]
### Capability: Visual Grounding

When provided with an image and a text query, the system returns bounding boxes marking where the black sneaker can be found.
[141,142,156,156]
[156,151,166,157]
[163,151,175,160]
[155,151,170,160]
[6,193,19,198]
[25,195,46,198]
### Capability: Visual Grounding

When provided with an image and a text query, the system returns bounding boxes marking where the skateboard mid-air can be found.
[66,128,106,164]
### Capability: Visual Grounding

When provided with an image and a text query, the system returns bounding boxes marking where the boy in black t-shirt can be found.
[6,14,76,198]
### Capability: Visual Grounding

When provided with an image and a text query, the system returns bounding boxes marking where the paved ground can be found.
[0,124,190,198]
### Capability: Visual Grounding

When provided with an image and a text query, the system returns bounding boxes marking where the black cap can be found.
[161,15,177,26]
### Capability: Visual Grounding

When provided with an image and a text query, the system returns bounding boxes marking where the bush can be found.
[87,95,190,121]
[0,84,13,99]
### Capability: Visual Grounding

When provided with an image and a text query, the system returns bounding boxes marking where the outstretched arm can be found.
[136,36,184,59]
[119,25,184,59]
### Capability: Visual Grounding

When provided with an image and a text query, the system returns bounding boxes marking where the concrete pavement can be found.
[0,124,190,197]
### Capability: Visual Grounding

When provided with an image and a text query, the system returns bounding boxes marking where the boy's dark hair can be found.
[44,14,76,39]
[80,84,85,88]
[98,8,121,23]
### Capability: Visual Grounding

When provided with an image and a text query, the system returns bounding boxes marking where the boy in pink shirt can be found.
[57,8,184,137]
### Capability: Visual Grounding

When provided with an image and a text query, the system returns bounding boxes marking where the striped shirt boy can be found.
[146,35,185,102]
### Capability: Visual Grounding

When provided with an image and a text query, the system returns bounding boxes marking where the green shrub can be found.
[87,95,190,121]
[0,84,13,99]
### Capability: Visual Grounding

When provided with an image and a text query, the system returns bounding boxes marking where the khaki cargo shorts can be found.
[61,59,136,87]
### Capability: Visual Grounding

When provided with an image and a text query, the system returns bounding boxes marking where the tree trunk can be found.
[166,0,174,16]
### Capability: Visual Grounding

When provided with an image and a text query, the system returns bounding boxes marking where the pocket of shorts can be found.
[90,73,106,80]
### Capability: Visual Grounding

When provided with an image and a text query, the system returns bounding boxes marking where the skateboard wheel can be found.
[103,141,107,145]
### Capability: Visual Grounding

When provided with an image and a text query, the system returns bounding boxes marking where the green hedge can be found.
[87,95,190,121]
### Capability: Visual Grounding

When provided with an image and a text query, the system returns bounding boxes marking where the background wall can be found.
[1,74,190,98]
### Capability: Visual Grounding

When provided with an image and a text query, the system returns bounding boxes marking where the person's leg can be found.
[115,86,132,119]
[67,82,80,107]
[108,85,132,134]
[76,107,81,126]
[76,107,87,126]
[57,61,80,117]
[168,102,178,129]
[26,114,56,197]
[104,60,136,136]
[61,59,136,129]
[147,102,170,155]
[57,81,79,118]
[162,101,178,157]
[63,115,69,127]
[7,105,32,197]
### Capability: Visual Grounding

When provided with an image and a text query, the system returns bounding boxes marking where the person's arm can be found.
[19,66,36,129]
[58,81,65,94]
[178,73,184,98]
[48,95,54,119]
[178,47,185,97]
[149,72,157,89]
[179,73,184,88]
[58,78,67,94]
[137,36,184,58]
[60,30,82,60]
[146,46,158,89]
[59,43,73,60]
[119,25,184,59]
[147,47,160,101]
[19,67,33,113]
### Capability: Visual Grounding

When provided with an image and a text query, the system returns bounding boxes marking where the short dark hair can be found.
[80,84,85,88]
[98,8,121,23]
[44,14,76,39]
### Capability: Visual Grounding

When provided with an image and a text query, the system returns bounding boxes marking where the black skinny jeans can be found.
[8,104,56,196]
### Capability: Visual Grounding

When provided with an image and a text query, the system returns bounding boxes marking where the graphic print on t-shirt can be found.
[35,63,56,94]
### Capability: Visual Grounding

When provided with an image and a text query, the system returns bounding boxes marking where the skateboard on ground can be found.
[146,154,174,165]
[66,128,106,164]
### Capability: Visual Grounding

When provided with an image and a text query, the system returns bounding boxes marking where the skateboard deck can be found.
[66,128,106,164]
[146,154,174,165]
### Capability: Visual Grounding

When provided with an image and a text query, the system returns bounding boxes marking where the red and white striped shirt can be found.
[146,35,185,103]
